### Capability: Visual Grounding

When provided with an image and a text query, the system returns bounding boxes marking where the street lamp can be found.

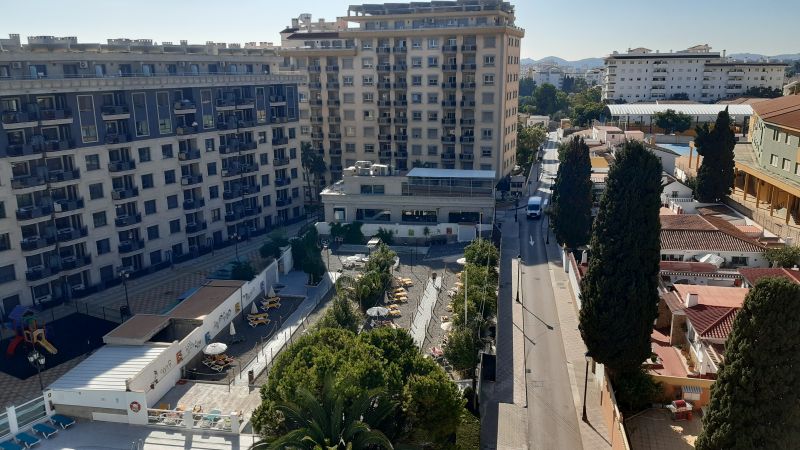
[27,349,46,391]
[120,269,132,316]
[582,352,590,423]
[322,241,330,270]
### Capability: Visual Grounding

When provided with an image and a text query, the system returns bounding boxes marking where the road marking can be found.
[529,236,535,247]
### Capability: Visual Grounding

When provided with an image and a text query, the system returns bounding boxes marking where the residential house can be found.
[659,214,768,267]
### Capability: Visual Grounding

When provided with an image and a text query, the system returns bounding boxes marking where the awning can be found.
[682,385,702,394]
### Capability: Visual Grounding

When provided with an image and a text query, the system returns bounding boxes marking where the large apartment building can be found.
[602,45,786,103]
[279,0,524,188]
[0,35,305,312]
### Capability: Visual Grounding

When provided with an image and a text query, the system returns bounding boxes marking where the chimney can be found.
[685,292,699,308]
[723,49,726,58]
[581,250,588,265]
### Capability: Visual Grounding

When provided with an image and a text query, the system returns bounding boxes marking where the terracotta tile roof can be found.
[660,261,719,273]
[673,284,748,308]
[751,95,800,130]
[660,214,766,252]
[738,267,800,286]
[684,305,738,340]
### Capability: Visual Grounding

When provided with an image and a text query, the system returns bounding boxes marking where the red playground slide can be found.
[5,335,24,357]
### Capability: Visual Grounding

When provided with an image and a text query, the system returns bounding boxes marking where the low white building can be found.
[320,163,495,242]
[660,214,767,268]
[526,115,549,128]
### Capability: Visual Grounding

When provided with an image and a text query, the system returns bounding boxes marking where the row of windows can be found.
[358,36,496,51]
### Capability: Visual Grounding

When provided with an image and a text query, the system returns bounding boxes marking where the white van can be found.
[527,196,543,219]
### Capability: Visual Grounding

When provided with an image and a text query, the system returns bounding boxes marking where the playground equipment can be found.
[5,305,58,357]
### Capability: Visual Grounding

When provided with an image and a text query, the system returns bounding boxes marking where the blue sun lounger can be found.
[50,414,75,429]
[13,432,39,449]
[32,423,58,439]
[0,441,24,450]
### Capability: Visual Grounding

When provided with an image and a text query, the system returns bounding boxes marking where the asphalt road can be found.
[520,133,583,449]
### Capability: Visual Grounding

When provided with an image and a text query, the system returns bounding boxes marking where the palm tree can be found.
[252,374,395,450]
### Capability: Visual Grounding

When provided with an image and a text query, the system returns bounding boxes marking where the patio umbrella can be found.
[250,302,259,315]
[456,257,467,266]
[268,286,276,298]
[440,322,453,332]
[366,306,389,317]
[229,322,236,337]
[203,342,228,355]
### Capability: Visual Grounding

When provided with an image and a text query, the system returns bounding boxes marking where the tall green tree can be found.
[516,124,547,170]
[551,138,593,248]
[578,140,662,375]
[653,109,693,134]
[300,141,327,204]
[533,83,568,116]
[696,277,800,450]
[694,108,736,202]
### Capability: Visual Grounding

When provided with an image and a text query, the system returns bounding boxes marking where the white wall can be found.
[46,389,148,425]
[315,221,489,243]
[661,250,767,268]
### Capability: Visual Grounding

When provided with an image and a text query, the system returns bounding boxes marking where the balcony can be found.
[118,239,145,254]
[461,63,477,71]
[442,45,458,53]
[225,207,262,223]
[54,198,84,213]
[274,157,290,167]
[461,100,476,107]
[181,174,204,185]
[395,151,408,158]
[101,105,131,120]
[442,118,456,125]
[461,82,476,90]
[275,178,291,187]
[219,141,258,154]
[26,265,59,281]
[108,160,136,172]
[178,150,201,161]
[7,143,43,158]
[242,184,260,195]
[442,64,459,71]
[269,95,287,103]
[379,134,392,142]
[460,136,475,143]
[442,82,458,89]
[394,100,407,106]
[459,153,475,161]
[310,132,325,140]
[393,82,407,89]
[327,82,340,89]
[111,187,139,201]
[329,148,342,156]
[379,117,392,125]
[11,175,46,190]
[114,213,142,227]
[328,132,342,140]
[216,98,237,110]
[57,226,88,243]
[441,153,456,161]
[460,118,475,126]
[47,169,80,184]
[392,47,407,53]
[378,82,392,90]
[21,235,56,252]
[60,255,91,271]
[222,165,258,177]
[272,136,289,146]
[1,111,38,129]
[310,116,323,124]
[394,117,407,124]
[276,198,292,208]
[442,100,457,107]
[309,82,322,90]
[16,205,52,221]
[173,101,197,114]
[104,133,130,145]
[393,64,407,72]
[308,66,322,73]
[236,98,256,109]
[441,135,456,143]
[378,100,393,107]
[182,198,206,210]
[39,108,73,125]
[327,99,340,107]
[394,134,408,142]
[329,116,341,124]
[377,47,392,54]
[326,65,340,72]
[186,221,208,234]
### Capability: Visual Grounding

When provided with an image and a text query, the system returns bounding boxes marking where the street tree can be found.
[696,277,800,450]
[300,141,327,204]
[579,140,662,375]
[695,108,736,202]
[551,138,593,248]
[653,109,693,134]
[764,245,800,268]
[516,124,547,170]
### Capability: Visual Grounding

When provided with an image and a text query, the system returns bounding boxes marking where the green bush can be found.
[613,369,662,412]
[375,227,395,245]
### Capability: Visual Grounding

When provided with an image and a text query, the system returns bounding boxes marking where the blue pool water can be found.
[656,143,691,156]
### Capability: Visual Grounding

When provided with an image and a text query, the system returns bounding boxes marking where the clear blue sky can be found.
[0,0,795,60]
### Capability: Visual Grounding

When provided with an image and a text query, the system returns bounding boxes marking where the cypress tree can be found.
[578,140,662,375]
[695,107,736,202]
[696,277,800,450]
[551,137,593,249]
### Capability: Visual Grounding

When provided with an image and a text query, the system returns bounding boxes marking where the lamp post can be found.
[121,269,132,316]
[582,352,590,423]
[28,349,46,391]
[233,233,240,262]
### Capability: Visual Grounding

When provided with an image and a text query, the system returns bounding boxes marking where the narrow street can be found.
[519,133,583,449]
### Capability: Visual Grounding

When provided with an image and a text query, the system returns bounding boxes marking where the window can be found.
[364,144,375,153]
[144,199,157,215]
[344,110,355,121]
[212,208,221,222]
[481,92,495,104]
[205,138,215,152]
[363,127,375,138]
[346,143,356,153]
[343,93,355,104]
[483,74,495,85]
[262,174,270,186]
[207,162,217,176]
[209,185,219,199]
[262,195,271,206]
[412,145,422,155]
[783,158,792,171]
[89,183,104,200]
[96,238,111,255]
[132,92,149,136]
[342,58,354,70]
[481,147,492,157]
[412,128,422,139]
[361,39,372,50]
[731,256,749,266]
[138,147,151,162]
[167,195,178,209]
[360,184,385,195]
[363,110,375,121]
[345,126,356,137]
[141,173,154,189]
[291,168,298,179]
[411,93,422,104]
[427,75,439,86]
[427,128,439,139]
[150,251,162,265]
[411,57,422,68]
[85,154,100,171]
[427,38,438,49]
[427,56,439,68]
[169,219,181,234]
[412,111,422,121]
[343,75,354,87]
[92,211,107,227]
[770,154,778,166]
[411,38,422,49]
[481,111,494,123]
[484,36,496,48]
[81,125,98,143]
[427,93,438,104]
[427,111,438,122]
[161,144,173,159]
[427,145,438,155]
[412,75,422,86]
[483,55,495,66]
[157,92,172,133]
[481,129,493,140]
[0,265,15,285]
[362,75,374,86]
[147,225,160,240]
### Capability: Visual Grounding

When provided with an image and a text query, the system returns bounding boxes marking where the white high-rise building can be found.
[602,45,786,103]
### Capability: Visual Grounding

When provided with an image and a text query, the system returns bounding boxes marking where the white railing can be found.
[146,408,238,433]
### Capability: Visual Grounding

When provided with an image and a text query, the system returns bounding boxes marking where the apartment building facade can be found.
[602,45,786,103]
[279,0,524,188]
[0,35,305,312]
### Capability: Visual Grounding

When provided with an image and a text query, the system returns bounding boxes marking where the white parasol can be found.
[440,322,453,332]
[268,286,276,298]
[250,302,259,315]
[229,322,236,336]
[203,342,228,355]
[366,306,389,317]
[456,257,467,266]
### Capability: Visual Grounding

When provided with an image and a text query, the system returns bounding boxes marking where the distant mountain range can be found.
[522,53,800,70]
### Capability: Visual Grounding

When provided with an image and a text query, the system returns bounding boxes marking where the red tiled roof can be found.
[660,261,719,273]
[660,214,765,252]
[673,284,748,308]
[684,304,738,340]
[660,214,717,231]
[751,95,800,130]
[738,267,800,286]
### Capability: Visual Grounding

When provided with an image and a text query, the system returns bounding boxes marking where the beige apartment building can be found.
[279,1,524,192]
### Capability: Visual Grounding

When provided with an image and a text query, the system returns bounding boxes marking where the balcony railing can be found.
[461,82,476,89]
[272,136,289,146]
[442,64,459,71]
[26,265,59,281]
[442,45,458,53]
[276,198,292,208]
[273,157,290,167]
[60,254,91,271]
[56,226,88,244]
[275,178,291,187]
[461,63,477,71]
[181,174,204,185]
[441,153,456,161]
[104,133,131,145]
[115,213,142,227]
[442,118,456,125]
[101,105,130,117]
[108,160,136,172]
[442,82,458,89]
[54,198,84,213]
[119,239,145,254]
[1,110,37,125]
[16,205,52,221]
[39,108,73,122]
[394,134,408,142]
[185,221,208,234]
[21,235,56,252]
[112,187,139,201]
[441,136,456,143]
[11,175,46,190]
[222,165,257,177]
[182,198,206,210]
[173,101,196,113]
[442,100,457,107]
[269,95,287,103]
[47,169,80,183]
[178,150,201,161]
[460,136,475,143]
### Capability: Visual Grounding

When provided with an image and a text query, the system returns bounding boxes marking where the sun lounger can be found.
[14,433,39,449]
[201,409,222,428]
[32,424,58,439]
[248,317,269,327]
[50,414,75,429]
[0,441,23,450]
[388,310,401,317]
